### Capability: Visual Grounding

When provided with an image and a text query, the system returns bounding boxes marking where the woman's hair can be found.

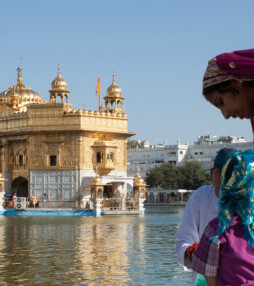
[203,80,254,98]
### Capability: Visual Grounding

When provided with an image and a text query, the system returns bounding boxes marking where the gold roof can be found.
[0,66,43,104]
[90,171,104,186]
[51,64,69,91]
[133,168,146,186]
[106,71,122,98]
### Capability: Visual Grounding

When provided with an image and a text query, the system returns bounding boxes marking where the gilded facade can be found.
[0,66,135,207]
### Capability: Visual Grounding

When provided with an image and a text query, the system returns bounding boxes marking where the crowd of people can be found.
[176,48,254,286]
[3,192,46,208]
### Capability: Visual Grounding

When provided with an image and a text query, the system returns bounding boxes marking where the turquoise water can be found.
[0,206,190,285]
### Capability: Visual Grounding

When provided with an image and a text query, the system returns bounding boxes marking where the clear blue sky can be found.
[1,0,254,145]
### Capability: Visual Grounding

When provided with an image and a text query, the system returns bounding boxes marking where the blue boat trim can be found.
[0,208,102,217]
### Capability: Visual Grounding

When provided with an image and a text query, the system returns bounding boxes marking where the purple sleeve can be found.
[191,218,220,277]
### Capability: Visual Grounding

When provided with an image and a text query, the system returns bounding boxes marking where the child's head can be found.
[211,148,237,197]
[218,149,254,246]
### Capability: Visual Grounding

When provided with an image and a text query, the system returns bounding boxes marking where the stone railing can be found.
[102,198,140,211]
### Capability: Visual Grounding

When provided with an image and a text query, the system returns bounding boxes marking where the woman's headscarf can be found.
[217,149,254,247]
[203,48,254,90]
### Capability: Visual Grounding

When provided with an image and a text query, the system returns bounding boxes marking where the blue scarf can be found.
[217,149,254,247]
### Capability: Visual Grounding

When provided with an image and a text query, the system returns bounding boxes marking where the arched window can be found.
[106,152,113,161]
[110,100,115,108]
[19,155,23,166]
[97,152,103,163]
[56,94,63,103]
[50,155,57,166]
[97,188,102,199]
[91,188,95,199]
[117,100,121,108]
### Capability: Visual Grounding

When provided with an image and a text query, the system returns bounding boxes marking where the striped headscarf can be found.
[217,149,254,247]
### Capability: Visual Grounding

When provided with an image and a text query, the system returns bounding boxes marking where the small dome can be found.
[93,174,102,184]
[90,172,104,186]
[106,71,122,97]
[133,168,146,186]
[51,65,68,91]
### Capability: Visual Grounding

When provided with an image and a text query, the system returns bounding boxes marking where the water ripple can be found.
[0,207,191,285]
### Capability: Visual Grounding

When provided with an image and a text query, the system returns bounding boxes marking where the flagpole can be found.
[96,76,101,111]
[99,90,101,111]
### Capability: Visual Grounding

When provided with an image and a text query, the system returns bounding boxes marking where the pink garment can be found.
[203,48,254,89]
[216,49,254,76]
[13,194,16,208]
[218,216,254,285]
[192,216,254,285]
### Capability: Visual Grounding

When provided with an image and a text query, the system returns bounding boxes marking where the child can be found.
[176,148,237,286]
[192,149,254,285]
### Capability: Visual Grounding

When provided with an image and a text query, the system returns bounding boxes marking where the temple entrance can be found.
[11,177,28,197]
[103,184,113,198]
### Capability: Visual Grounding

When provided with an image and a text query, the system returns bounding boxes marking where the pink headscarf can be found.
[203,49,254,90]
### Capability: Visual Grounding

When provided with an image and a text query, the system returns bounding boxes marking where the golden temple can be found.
[0,65,144,210]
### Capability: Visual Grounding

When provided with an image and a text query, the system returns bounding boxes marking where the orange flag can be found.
[95,76,100,96]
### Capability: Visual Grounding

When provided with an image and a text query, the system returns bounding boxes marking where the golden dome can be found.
[0,66,43,108]
[90,170,104,186]
[92,174,102,184]
[0,87,42,101]
[51,64,68,91]
[106,71,122,97]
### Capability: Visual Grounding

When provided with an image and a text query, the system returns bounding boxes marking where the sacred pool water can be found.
[0,206,190,285]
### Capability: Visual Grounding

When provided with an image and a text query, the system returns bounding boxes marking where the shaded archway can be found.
[11,177,28,197]
[103,184,113,198]
[150,192,155,203]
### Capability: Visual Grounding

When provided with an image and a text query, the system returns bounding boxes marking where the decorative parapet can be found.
[0,103,131,135]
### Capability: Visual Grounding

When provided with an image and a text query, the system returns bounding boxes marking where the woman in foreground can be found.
[203,48,254,121]
[191,150,254,286]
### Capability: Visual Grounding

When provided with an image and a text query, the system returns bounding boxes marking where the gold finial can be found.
[57,62,61,77]
[17,65,23,85]
[112,70,116,83]
[136,167,140,176]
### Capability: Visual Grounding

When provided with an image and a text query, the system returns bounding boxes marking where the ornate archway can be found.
[11,176,28,197]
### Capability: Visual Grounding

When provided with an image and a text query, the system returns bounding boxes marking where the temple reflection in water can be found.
[0,65,146,211]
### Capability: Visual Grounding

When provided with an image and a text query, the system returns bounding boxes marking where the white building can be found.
[127,136,252,178]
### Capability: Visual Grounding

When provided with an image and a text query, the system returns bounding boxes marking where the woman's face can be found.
[205,84,254,119]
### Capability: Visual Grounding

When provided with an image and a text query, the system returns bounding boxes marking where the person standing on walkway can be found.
[43,193,47,208]
[12,193,17,208]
